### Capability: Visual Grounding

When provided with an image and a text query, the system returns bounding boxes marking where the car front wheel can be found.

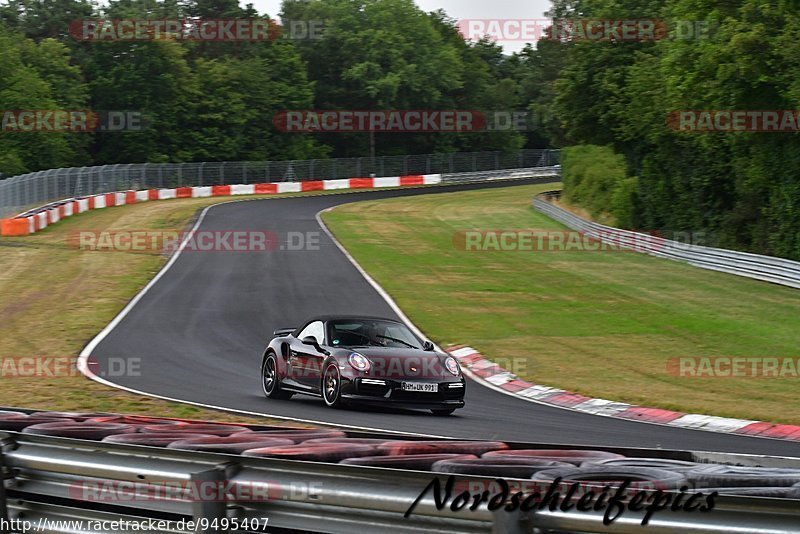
[322,362,344,408]
[262,353,293,400]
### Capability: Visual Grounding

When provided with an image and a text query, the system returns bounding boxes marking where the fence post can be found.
[492,509,532,534]
[0,441,10,534]
[199,162,206,186]
[220,162,226,185]
[190,464,231,534]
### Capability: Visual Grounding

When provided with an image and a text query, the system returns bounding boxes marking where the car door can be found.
[290,320,326,390]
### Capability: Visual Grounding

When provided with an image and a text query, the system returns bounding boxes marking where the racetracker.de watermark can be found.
[68,230,321,253]
[667,357,800,378]
[69,19,324,41]
[457,19,716,43]
[453,230,667,253]
[69,479,321,502]
[0,356,141,379]
[1,110,145,132]
[668,110,800,132]
[273,110,547,133]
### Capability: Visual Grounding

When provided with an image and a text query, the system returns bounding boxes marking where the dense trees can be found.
[547,0,800,260]
[0,0,528,174]
[0,0,796,259]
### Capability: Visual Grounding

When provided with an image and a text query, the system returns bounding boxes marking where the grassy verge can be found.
[0,192,339,423]
[323,184,800,425]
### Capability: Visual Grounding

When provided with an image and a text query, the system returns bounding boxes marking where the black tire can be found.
[322,361,344,408]
[581,458,700,472]
[702,487,794,498]
[262,353,293,400]
[533,466,689,491]
[687,465,800,488]
[432,409,456,416]
[432,457,573,478]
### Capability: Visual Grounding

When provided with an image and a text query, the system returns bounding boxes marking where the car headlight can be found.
[445,356,460,376]
[349,352,371,372]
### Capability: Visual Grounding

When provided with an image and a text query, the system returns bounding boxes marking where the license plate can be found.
[402,382,438,393]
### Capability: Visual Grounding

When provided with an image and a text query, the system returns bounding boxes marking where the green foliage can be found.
[547,0,800,260]
[562,145,636,226]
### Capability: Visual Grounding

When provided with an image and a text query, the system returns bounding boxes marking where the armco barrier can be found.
[0,167,561,237]
[533,191,800,290]
[1,408,799,533]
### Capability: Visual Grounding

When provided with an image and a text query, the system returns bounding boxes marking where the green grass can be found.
[322,184,800,424]
[0,191,346,424]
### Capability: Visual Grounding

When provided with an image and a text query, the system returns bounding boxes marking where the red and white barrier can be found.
[448,346,800,442]
[0,174,442,236]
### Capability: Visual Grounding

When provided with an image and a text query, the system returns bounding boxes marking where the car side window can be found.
[298,321,325,345]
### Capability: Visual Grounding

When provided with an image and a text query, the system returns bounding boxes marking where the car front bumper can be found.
[341,377,466,409]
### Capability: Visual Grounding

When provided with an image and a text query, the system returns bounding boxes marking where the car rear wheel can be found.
[262,353,293,400]
[322,362,344,408]
[431,409,456,416]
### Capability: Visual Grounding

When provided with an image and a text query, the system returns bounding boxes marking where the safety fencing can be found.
[1,408,799,533]
[0,149,559,219]
[534,192,800,290]
[0,167,561,237]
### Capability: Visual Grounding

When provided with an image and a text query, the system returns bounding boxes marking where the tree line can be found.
[1,0,797,259]
[0,0,544,176]
[544,0,800,260]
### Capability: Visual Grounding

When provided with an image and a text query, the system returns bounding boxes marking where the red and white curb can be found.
[0,174,443,236]
[447,346,800,442]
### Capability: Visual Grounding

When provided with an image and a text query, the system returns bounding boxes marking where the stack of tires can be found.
[2,410,799,498]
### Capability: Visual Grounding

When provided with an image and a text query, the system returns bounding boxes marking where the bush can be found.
[561,145,637,227]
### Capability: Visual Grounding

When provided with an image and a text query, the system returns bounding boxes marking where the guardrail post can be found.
[190,465,230,534]
[0,441,10,534]
[492,509,532,534]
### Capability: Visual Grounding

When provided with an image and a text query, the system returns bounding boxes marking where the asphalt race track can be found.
[86,179,800,456]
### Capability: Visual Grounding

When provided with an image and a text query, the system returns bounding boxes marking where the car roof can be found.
[307,315,403,324]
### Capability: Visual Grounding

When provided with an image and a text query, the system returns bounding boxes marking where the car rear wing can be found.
[273,327,295,337]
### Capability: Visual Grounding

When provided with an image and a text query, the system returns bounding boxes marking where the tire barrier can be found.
[703,487,795,498]
[21,422,137,440]
[687,465,800,488]
[167,435,296,454]
[789,483,800,499]
[432,457,574,478]
[242,443,377,462]
[88,415,186,426]
[303,438,390,447]
[102,432,217,447]
[377,440,509,456]
[140,423,250,436]
[340,454,478,471]
[29,411,105,421]
[0,415,73,431]
[233,429,347,443]
[581,458,700,472]
[0,411,26,417]
[533,466,689,491]
[483,449,626,465]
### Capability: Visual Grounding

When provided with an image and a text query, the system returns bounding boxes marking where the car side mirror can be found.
[302,336,320,348]
[302,336,330,355]
[422,340,435,351]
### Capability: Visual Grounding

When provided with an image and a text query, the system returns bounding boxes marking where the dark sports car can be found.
[260,316,466,415]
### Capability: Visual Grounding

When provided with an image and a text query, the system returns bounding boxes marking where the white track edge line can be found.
[76,199,447,438]
[316,208,796,449]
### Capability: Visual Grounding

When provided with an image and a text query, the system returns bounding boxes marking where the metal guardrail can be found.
[0,150,560,218]
[534,192,800,290]
[2,430,800,534]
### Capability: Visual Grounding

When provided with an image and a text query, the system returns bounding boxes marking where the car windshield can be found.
[327,319,423,350]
